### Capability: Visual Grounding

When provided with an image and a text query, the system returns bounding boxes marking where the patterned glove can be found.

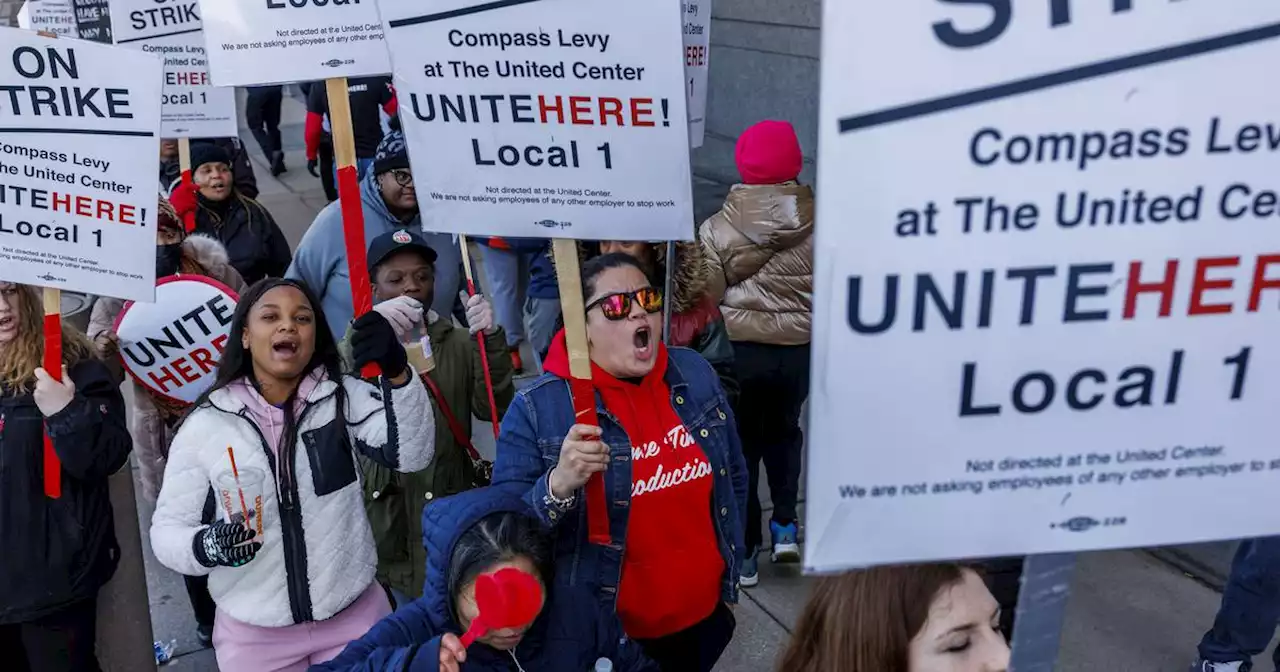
[193,521,261,568]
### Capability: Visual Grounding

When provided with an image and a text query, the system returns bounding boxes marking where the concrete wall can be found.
[692,0,821,186]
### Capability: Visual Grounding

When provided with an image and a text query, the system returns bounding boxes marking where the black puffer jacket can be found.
[193,192,293,285]
[0,359,132,624]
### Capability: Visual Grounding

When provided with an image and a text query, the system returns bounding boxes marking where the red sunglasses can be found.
[586,288,664,321]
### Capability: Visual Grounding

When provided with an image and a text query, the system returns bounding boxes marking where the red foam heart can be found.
[459,568,544,648]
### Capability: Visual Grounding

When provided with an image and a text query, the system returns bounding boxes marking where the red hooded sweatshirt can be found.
[543,331,723,639]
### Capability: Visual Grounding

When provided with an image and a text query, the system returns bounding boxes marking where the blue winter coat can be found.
[491,346,748,613]
[312,487,656,671]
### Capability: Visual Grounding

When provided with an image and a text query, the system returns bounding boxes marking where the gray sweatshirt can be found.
[287,173,461,340]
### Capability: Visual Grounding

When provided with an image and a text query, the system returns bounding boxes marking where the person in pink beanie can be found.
[699,119,814,589]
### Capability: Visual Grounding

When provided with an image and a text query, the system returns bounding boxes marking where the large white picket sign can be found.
[18,1,77,35]
[0,28,161,302]
[196,0,391,86]
[682,0,710,149]
[115,276,238,404]
[109,0,237,138]
[378,0,694,241]
[807,2,1280,571]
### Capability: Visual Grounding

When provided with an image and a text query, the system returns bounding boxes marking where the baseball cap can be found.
[368,229,438,273]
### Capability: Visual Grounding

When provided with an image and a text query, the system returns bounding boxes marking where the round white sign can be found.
[114,276,239,405]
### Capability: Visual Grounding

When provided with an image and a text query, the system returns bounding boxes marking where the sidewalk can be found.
[138,91,1276,671]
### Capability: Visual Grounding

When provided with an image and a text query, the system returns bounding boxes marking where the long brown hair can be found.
[777,563,967,672]
[0,284,93,393]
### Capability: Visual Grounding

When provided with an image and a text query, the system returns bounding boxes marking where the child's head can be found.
[448,511,551,651]
[779,564,1008,672]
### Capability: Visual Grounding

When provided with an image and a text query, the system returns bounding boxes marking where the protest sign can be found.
[0,28,162,302]
[805,2,1280,572]
[18,1,77,36]
[378,0,695,241]
[195,0,391,86]
[682,0,710,149]
[114,276,237,404]
[73,0,111,43]
[109,0,237,138]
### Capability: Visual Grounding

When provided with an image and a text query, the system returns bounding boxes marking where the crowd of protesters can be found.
[24,72,1252,671]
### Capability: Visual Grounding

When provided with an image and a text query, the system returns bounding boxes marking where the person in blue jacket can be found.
[314,486,657,671]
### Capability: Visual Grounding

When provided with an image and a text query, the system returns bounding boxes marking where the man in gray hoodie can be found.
[287,131,462,340]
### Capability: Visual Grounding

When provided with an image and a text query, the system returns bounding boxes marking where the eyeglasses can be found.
[388,169,413,187]
[586,288,663,321]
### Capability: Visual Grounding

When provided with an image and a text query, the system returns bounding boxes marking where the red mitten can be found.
[168,174,199,233]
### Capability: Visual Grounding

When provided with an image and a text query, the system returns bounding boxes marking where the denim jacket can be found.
[492,347,748,611]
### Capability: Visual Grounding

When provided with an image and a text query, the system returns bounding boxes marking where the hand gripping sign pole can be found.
[325,77,379,379]
[552,239,610,545]
[458,234,502,439]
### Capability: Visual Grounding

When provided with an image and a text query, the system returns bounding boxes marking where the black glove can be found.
[351,311,408,379]
[307,158,320,178]
[193,521,261,568]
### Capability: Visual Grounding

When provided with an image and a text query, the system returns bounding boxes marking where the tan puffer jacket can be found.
[87,235,247,502]
[699,182,814,345]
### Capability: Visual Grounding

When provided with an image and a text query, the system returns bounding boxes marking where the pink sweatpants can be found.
[212,582,392,671]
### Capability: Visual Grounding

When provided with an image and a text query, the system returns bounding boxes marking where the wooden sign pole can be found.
[178,136,192,177]
[325,77,379,378]
[41,288,62,498]
[551,239,610,545]
[458,235,501,439]
[34,29,62,499]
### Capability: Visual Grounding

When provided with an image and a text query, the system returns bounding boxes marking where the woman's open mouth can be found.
[271,339,300,359]
[631,325,655,360]
[0,315,13,330]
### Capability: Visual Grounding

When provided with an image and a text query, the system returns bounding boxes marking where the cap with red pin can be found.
[459,568,544,648]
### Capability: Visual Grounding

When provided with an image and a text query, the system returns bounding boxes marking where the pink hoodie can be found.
[228,368,325,488]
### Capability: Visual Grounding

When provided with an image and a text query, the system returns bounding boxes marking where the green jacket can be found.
[341,314,515,597]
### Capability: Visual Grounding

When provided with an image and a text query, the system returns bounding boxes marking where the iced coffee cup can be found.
[216,467,266,543]
[404,329,435,375]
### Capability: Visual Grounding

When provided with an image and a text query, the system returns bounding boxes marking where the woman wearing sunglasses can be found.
[493,253,748,672]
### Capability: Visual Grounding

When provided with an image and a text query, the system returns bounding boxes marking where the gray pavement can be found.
[133,90,1275,671]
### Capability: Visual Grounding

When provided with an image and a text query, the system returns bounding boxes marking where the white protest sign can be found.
[806,2,1280,572]
[18,1,77,36]
[682,0,710,149]
[114,276,237,404]
[379,0,695,241]
[196,0,390,86]
[109,0,237,138]
[0,28,161,302]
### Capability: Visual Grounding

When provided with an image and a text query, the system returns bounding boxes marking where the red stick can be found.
[336,165,380,379]
[227,446,251,526]
[41,309,61,499]
[464,277,502,439]
[569,377,610,545]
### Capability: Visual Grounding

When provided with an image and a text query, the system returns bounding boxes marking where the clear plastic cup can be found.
[404,327,435,375]
[216,467,265,543]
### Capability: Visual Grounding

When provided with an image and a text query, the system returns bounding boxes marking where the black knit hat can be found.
[189,143,232,173]
[373,131,410,176]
